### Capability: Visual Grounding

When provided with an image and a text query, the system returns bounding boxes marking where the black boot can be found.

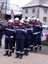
[39,46,42,50]
[4,51,8,56]
[34,47,38,52]
[30,47,33,52]
[0,38,1,47]
[19,54,23,59]
[25,51,28,56]
[12,49,14,53]
[8,52,12,57]
[15,53,19,58]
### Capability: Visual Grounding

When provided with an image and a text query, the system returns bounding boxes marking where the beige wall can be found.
[22,6,48,24]
[22,7,39,18]
[39,7,48,24]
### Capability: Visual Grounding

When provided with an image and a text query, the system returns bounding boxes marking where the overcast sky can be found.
[10,0,32,7]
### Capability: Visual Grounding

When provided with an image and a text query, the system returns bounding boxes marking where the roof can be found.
[22,0,48,8]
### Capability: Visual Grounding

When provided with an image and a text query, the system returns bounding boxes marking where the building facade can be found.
[22,0,48,24]
[0,0,22,20]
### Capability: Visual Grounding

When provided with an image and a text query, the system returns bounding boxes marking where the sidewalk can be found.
[0,35,48,64]
[0,46,48,64]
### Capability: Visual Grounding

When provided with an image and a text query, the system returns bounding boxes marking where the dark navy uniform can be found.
[12,23,19,53]
[30,22,38,52]
[15,25,26,58]
[24,24,32,55]
[33,23,39,52]
[37,21,43,50]
[4,26,15,56]
[29,22,34,51]
[0,24,3,47]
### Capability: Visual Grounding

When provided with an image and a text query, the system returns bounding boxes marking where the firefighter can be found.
[32,17,38,52]
[24,19,32,56]
[30,18,34,51]
[14,17,19,26]
[15,20,26,59]
[4,20,15,57]
[11,17,19,53]
[0,19,3,48]
[37,18,43,50]
[30,17,38,52]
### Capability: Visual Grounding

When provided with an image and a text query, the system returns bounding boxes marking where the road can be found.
[0,35,48,64]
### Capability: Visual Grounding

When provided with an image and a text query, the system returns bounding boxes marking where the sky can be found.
[10,0,32,7]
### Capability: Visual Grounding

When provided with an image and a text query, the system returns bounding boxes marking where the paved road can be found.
[0,35,48,64]
[0,46,48,64]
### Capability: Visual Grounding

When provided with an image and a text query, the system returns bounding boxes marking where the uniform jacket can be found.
[15,25,26,40]
[0,24,4,38]
[4,25,15,39]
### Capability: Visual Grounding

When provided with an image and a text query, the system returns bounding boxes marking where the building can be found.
[22,0,48,24]
[0,0,22,20]
[0,0,4,20]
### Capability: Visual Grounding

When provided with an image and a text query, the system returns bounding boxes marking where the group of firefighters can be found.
[0,17,43,59]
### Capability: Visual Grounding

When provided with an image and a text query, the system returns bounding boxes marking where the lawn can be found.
[42,38,48,46]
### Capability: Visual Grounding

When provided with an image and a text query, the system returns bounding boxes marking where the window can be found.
[32,8,35,13]
[25,17,28,19]
[32,16,35,18]
[43,17,47,22]
[44,8,47,13]
[25,9,28,13]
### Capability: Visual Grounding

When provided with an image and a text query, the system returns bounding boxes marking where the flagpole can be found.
[4,0,7,21]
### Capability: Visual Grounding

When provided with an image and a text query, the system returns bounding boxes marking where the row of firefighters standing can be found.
[0,17,43,59]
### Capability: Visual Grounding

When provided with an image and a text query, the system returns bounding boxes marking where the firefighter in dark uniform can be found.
[32,17,38,52]
[15,20,26,59]
[30,17,38,52]
[0,19,3,48]
[24,19,33,55]
[29,18,34,51]
[4,20,15,57]
[37,18,43,50]
[12,17,19,53]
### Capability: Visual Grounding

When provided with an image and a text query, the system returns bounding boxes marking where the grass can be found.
[42,38,48,46]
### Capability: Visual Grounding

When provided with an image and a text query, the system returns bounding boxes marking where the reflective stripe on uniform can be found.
[34,46,38,48]
[38,31,41,33]
[5,35,14,38]
[10,36,14,38]
[25,28,33,31]
[33,32,38,34]
[12,47,15,49]
[20,52,24,54]
[9,50,12,52]
[27,48,30,51]
[30,45,33,47]
[5,49,9,51]
[16,51,20,53]
[39,45,42,47]
[6,28,15,32]
[5,35,9,38]
[16,29,27,33]
[24,48,26,50]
